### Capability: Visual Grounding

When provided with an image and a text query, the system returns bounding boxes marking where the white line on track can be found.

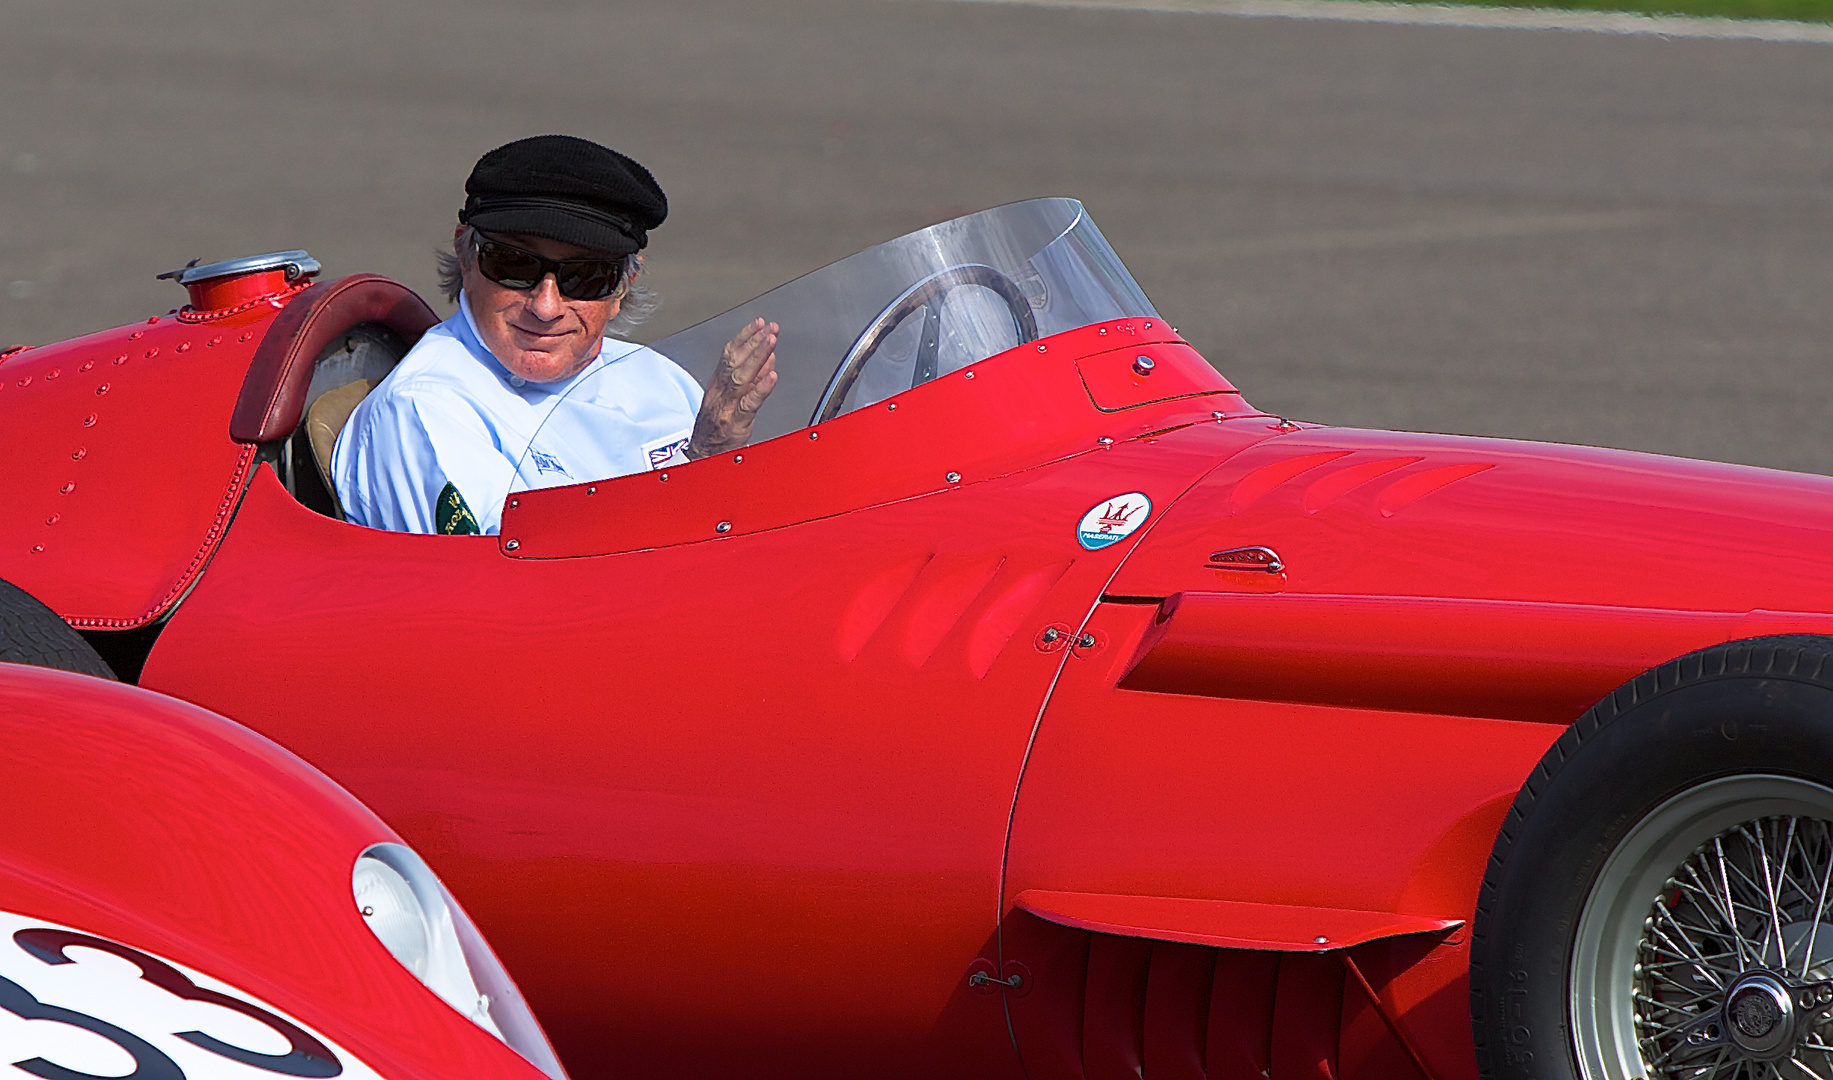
[929,0,1833,43]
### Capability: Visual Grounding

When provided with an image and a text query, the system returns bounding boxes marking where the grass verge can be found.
[1391,0,1832,20]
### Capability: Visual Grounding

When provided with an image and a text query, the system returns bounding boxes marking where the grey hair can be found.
[435,225,659,338]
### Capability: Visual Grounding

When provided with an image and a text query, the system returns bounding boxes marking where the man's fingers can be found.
[739,365,779,413]
[727,331,776,387]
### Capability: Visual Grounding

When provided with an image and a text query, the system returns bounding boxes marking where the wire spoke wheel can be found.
[1572,776,1833,1080]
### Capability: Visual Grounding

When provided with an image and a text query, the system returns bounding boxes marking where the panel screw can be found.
[715,521,732,533]
[1041,628,1061,643]
[504,539,520,551]
[1076,633,1097,649]
[946,472,961,483]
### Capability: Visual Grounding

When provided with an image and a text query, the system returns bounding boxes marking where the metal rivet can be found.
[508,498,518,508]
[734,454,743,463]
[29,545,42,554]
[113,355,126,365]
[504,539,520,551]
[44,369,59,380]
[60,482,74,494]
[70,448,86,460]
[1144,321,1153,329]
[176,341,191,353]
[44,514,58,526]
[1132,355,1156,376]
[1212,411,1226,420]
[144,348,158,359]
[964,371,975,380]
[1036,344,1047,352]
[887,402,897,411]
[16,377,29,387]
[946,471,961,483]
[239,331,253,342]
[1098,436,1113,446]
[79,360,93,372]
[207,336,221,347]
[808,430,819,440]
[659,472,669,482]
[82,414,96,427]
[1313,936,1328,944]
[95,384,109,396]
[128,331,144,340]
[587,486,596,495]
[715,521,732,533]
[1098,327,1108,335]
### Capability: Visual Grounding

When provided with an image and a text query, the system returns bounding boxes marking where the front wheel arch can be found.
[1470,634,1833,1080]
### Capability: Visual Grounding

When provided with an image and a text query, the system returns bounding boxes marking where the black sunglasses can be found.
[471,233,628,301]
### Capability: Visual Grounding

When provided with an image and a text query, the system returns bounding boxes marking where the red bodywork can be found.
[0,663,550,1080]
[5,275,1833,1080]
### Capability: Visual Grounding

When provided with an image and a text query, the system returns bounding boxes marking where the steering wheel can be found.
[810,263,1038,425]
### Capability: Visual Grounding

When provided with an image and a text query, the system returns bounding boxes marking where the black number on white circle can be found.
[0,971,183,1080]
[12,930,341,1078]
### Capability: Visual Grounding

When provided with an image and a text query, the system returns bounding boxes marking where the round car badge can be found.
[1076,492,1151,551]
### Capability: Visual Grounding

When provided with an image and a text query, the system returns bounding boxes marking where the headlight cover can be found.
[353,843,566,1079]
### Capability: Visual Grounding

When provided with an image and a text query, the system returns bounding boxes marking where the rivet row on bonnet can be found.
[458,135,669,257]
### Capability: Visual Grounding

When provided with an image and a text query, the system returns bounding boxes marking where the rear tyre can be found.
[0,579,116,679]
[1471,636,1833,1080]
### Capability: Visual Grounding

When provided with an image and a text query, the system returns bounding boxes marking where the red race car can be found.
[0,653,565,1080]
[6,198,1833,1080]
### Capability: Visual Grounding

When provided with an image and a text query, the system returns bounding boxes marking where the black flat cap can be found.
[459,135,667,255]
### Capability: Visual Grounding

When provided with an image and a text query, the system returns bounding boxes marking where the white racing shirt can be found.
[332,292,702,534]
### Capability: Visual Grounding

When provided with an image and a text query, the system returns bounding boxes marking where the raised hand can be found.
[687,318,780,459]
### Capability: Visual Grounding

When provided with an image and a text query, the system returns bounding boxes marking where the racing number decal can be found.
[0,973,182,1080]
[11,931,339,1078]
[0,922,352,1080]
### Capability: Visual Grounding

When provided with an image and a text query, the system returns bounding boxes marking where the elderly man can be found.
[332,135,777,535]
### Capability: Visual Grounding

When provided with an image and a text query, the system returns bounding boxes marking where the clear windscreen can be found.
[512,198,1158,491]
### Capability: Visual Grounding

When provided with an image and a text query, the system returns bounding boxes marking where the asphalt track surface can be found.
[2,0,1829,473]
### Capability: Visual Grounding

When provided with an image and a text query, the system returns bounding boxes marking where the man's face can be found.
[457,229,624,384]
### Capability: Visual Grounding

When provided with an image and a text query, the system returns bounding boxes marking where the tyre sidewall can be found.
[1473,660,1833,1080]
